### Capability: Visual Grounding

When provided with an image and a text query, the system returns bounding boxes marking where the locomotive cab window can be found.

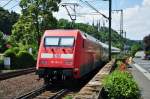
[44,37,59,46]
[44,36,74,47]
[60,37,74,47]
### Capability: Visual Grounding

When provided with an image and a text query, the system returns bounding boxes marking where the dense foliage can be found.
[10,16,37,45]
[4,48,35,69]
[0,7,19,35]
[130,43,142,56]
[16,51,35,68]
[10,0,61,46]
[143,34,150,55]
[103,70,140,99]
[0,31,7,53]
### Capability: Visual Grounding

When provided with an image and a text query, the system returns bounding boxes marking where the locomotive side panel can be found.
[78,32,102,77]
[73,32,82,78]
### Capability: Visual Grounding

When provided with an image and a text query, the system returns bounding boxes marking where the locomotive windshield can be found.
[60,37,74,46]
[45,37,59,46]
[44,37,74,47]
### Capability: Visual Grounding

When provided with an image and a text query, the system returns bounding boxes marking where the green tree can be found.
[143,34,150,51]
[11,0,61,46]
[57,19,72,29]
[0,7,19,35]
[0,31,7,52]
[131,43,141,56]
[10,16,36,45]
[143,34,150,56]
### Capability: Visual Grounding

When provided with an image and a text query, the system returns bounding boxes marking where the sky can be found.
[0,0,150,40]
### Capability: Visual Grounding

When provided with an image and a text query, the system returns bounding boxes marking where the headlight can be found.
[40,61,47,64]
[64,60,73,65]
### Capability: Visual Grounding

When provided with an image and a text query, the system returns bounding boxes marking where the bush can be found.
[4,47,36,69]
[17,44,38,60]
[0,60,3,69]
[145,50,150,55]
[0,31,7,53]
[4,49,17,68]
[16,51,35,68]
[116,61,122,68]
[103,70,140,99]
[12,47,20,54]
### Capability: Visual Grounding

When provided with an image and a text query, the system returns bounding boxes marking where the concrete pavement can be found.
[130,58,150,99]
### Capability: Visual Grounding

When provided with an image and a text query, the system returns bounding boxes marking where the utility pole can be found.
[108,0,112,61]
[120,10,123,37]
[113,9,125,52]
[35,1,40,47]
[124,31,126,53]
[112,9,123,37]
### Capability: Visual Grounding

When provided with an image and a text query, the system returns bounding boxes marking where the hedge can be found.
[16,51,35,68]
[4,48,35,69]
[4,48,17,68]
[103,70,140,99]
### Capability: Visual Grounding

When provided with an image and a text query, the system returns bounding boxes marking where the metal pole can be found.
[35,1,40,47]
[121,9,123,37]
[124,31,126,53]
[108,0,112,61]
[120,10,122,36]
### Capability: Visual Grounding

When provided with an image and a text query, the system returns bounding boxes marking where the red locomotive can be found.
[36,29,109,84]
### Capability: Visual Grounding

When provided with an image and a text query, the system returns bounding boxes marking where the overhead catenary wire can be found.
[85,1,108,19]
[2,0,14,8]
[8,2,19,10]
[79,0,108,19]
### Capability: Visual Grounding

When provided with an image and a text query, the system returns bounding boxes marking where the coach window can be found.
[44,37,59,46]
[60,37,74,47]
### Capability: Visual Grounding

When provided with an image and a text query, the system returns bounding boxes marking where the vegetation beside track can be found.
[102,59,141,99]
[103,70,140,99]
[3,48,35,69]
[74,60,115,99]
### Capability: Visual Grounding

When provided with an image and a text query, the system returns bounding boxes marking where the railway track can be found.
[0,67,35,81]
[35,88,68,99]
[15,85,68,99]
[14,65,104,99]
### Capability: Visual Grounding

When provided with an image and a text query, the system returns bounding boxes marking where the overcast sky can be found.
[1,0,150,40]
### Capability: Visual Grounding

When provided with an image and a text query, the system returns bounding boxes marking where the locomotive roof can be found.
[80,31,100,44]
[99,42,120,52]
[45,29,79,34]
[44,29,120,52]
[44,29,100,43]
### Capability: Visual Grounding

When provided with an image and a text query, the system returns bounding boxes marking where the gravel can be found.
[0,73,44,99]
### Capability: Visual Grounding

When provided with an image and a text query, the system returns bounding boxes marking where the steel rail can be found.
[0,67,35,81]
[15,85,68,99]
[49,89,68,99]
[15,85,47,99]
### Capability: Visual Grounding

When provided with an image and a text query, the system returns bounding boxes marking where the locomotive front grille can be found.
[36,68,73,79]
